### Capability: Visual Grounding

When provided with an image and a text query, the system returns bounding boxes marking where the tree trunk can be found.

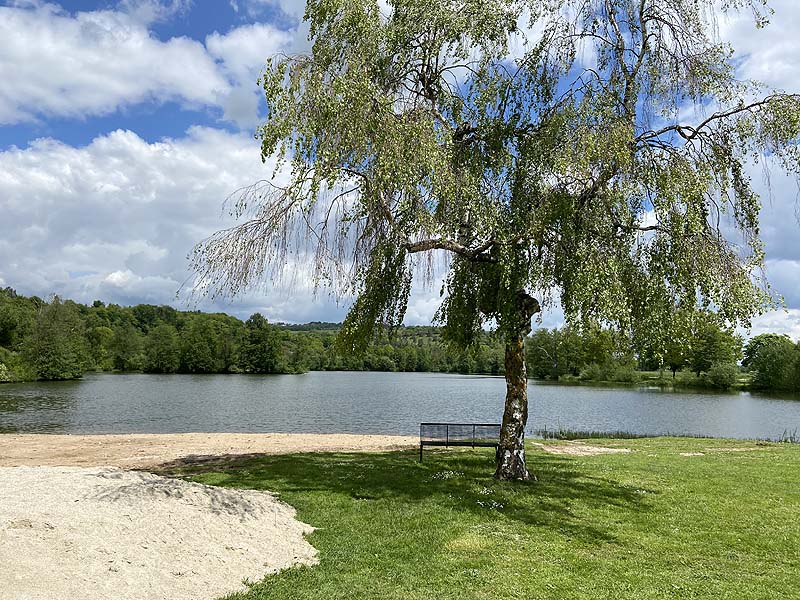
[495,332,532,480]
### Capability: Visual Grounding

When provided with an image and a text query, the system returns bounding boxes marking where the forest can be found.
[1,287,798,393]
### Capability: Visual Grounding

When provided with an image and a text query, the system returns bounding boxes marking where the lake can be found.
[1,371,798,440]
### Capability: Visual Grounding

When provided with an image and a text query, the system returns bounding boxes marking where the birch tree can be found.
[191,0,800,480]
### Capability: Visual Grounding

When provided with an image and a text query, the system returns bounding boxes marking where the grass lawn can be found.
[165,438,800,600]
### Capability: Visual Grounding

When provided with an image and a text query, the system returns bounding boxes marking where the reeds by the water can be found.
[533,426,800,444]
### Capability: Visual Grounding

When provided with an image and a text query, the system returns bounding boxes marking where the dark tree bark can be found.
[495,290,539,481]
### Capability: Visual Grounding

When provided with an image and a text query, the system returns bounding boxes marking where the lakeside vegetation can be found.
[163,438,800,600]
[0,287,506,381]
[1,287,799,394]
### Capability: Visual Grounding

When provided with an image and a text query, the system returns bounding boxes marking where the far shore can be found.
[0,432,419,469]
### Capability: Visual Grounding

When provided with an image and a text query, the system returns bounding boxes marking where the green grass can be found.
[164,438,800,600]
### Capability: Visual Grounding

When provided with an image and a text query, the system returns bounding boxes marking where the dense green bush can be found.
[579,362,605,381]
[0,347,35,382]
[704,362,739,390]
[744,334,799,392]
[0,362,9,382]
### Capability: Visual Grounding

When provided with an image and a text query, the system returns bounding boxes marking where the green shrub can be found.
[0,347,36,382]
[579,362,605,381]
[0,362,10,382]
[611,363,640,383]
[704,362,739,390]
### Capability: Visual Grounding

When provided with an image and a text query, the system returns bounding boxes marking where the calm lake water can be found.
[1,371,798,440]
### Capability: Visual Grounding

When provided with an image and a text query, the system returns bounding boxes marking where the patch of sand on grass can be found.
[681,446,772,456]
[531,441,631,456]
[0,433,418,469]
[0,466,317,600]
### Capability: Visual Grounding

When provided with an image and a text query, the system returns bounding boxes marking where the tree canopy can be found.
[191,0,800,479]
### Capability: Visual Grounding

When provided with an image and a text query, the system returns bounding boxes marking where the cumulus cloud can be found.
[719,0,800,93]
[0,127,261,313]
[0,2,298,128]
[750,310,800,342]
[206,22,292,127]
[0,126,442,324]
[0,3,227,124]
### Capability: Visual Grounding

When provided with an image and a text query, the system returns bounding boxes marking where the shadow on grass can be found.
[156,447,652,545]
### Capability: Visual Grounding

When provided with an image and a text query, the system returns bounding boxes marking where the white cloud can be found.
[237,0,305,21]
[719,0,800,92]
[206,22,292,127]
[117,0,192,26]
[750,310,800,342]
[0,3,228,124]
[0,126,413,323]
[0,127,261,311]
[0,2,300,128]
[207,23,289,81]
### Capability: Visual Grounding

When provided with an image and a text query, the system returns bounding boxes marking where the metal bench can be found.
[419,422,502,462]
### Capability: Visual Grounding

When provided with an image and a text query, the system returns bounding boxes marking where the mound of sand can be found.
[0,466,317,600]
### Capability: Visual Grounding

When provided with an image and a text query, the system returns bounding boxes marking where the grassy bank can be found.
[167,438,799,600]
[551,369,754,391]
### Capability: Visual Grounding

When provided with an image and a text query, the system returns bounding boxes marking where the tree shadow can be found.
[154,446,655,545]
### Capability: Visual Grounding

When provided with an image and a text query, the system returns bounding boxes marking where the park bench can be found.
[419,422,502,462]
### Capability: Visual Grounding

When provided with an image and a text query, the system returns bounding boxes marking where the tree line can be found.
[0,288,284,380]
[0,288,505,382]
[1,287,798,392]
[527,315,800,392]
[527,312,744,389]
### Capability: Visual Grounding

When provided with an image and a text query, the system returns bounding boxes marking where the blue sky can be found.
[1,0,800,337]
[0,1,284,149]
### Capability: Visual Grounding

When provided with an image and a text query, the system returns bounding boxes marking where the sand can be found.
[0,466,317,600]
[530,441,631,456]
[0,432,418,469]
[0,433,416,600]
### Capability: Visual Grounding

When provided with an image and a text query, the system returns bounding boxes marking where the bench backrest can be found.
[420,423,501,444]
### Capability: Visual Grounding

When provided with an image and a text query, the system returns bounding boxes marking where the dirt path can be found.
[0,432,418,469]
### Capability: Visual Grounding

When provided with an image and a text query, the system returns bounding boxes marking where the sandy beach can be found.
[0,432,418,469]
[0,433,417,600]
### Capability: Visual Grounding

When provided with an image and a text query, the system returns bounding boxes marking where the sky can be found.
[0,0,799,337]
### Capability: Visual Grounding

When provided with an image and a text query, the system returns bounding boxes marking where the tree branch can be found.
[405,238,497,262]
[637,94,800,143]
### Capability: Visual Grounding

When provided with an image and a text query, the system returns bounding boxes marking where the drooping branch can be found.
[636,94,800,143]
[405,238,497,262]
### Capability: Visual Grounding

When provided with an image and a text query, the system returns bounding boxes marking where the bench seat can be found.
[419,422,501,461]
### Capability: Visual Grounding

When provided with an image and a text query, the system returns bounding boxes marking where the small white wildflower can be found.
[431,470,465,480]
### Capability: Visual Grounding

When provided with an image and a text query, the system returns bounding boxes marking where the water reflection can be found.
[0,379,81,433]
[0,372,797,440]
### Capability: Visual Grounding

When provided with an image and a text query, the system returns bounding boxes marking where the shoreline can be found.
[0,432,418,469]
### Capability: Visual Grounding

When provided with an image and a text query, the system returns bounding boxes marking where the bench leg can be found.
[419,443,423,463]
